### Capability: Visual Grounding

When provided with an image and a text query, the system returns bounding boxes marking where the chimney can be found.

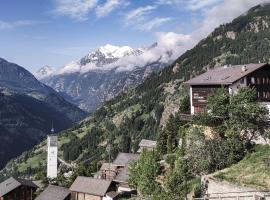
[242,65,247,72]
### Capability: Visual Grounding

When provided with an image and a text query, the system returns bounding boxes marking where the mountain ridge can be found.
[37,43,172,112]
[0,58,87,169]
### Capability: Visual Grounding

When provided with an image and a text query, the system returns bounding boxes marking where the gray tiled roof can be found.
[114,165,129,183]
[113,153,140,166]
[139,139,157,148]
[0,177,38,197]
[184,63,267,85]
[35,185,70,200]
[70,176,111,196]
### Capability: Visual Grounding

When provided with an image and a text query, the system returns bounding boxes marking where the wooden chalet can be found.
[99,163,118,180]
[185,63,270,114]
[69,177,115,200]
[0,177,38,200]
[112,153,139,193]
[35,185,71,200]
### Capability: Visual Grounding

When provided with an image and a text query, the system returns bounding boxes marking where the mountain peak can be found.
[97,44,134,58]
[35,65,55,80]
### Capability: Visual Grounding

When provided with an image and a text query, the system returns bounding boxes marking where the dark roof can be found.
[184,63,267,86]
[70,176,111,196]
[106,191,119,198]
[35,185,70,200]
[0,177,38,197]
[113,153,140,166]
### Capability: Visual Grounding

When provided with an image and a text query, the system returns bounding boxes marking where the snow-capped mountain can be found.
[35,65,55,79]
[55,44,144,75]
[37,43,175,113]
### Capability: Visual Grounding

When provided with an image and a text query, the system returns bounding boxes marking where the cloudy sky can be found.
[0,0,269,72]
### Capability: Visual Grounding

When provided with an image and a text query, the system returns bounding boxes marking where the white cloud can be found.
[0,20,45,30]
[125,5,156,23]
[193,0,270,40]
[182,0,222,10]
[96,0,129,18]
[157,0,222,10]
[53,0,98,21]
[136,17,172,31]
[124,5,171,31]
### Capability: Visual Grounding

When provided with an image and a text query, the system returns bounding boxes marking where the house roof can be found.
[113,153,140,166]
[100,163,118,171]
[114,165,129,183]
[139,139,157,148]
[184,63,267,86]
[0,177,38,197]
[69,176,111,197]
[35,185,70,200]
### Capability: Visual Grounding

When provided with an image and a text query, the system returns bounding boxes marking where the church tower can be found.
[47,124,58,179]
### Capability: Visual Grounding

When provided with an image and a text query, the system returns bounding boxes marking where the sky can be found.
[0,0,269,72]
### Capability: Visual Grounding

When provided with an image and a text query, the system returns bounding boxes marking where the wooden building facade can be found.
[0,177,38,200]
[185,63,270,114]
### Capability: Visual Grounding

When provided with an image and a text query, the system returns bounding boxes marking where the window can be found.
[240,78,244,84]
[251,77,255,84]
[257,77,261,84]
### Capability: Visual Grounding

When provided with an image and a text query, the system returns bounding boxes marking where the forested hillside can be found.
[0,58,87,169]
[2,4,270,182]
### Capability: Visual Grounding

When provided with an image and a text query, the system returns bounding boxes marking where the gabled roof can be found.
[70,176,111,197]
[0,177,38,197]
[113,153,140,167]
[185,63,267,86]
[35,185,70,200]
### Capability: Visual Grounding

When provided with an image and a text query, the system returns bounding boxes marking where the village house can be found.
[69,176,115,200]
[0,177,38,200]
[137,139,157,153]
[99,163,118,180]
[185,63,270,114]
[112,153,139,193]
[35,185,71,200]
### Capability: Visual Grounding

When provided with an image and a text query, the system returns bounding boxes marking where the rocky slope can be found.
[36,44,173,113]
[0,58,87,169]
[2,3,270,181]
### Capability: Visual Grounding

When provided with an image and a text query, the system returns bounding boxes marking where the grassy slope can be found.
[214,145,270,190]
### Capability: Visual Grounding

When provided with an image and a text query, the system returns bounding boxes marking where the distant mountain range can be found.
[0,58,87,169]
[36,43,175,112]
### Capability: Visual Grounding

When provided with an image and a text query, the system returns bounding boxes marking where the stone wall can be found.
[201,176,270,200]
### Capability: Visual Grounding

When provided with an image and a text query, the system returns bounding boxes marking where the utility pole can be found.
[108,143,111,180]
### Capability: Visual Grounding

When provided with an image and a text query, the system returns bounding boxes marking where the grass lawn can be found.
[214,145,270,190]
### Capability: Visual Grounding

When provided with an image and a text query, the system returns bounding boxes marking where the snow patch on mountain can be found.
[35,65,55,79]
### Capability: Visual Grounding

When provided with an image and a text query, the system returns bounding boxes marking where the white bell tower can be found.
[47,125,58,179]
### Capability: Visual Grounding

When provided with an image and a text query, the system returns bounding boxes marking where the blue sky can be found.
[0,0,266,72]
